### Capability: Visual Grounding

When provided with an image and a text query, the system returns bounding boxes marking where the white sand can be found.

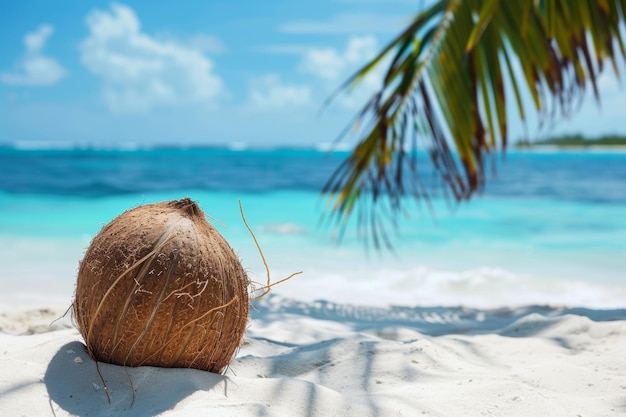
[1,295,625,417]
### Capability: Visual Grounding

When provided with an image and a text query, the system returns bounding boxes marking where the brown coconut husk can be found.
[73,198,249,374]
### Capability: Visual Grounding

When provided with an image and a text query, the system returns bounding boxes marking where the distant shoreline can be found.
[516,135,626,148]
[517,145,626,152]
[518,143,626,149]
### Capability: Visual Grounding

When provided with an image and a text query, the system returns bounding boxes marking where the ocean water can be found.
[1,144,625,309]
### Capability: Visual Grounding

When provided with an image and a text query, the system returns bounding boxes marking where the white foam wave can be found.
[2,235,624,311]
[8,140,145,152]
[266,265,626,310]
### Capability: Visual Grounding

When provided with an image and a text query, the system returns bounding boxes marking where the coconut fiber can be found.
[73,198,249,373]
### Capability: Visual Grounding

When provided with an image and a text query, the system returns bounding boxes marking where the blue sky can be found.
[1,0,625,148]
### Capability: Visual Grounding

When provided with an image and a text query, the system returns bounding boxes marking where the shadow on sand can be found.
[44,341,227,417]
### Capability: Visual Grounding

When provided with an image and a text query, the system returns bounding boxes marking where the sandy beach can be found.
[1,295,625,417]
[2,0,626,413]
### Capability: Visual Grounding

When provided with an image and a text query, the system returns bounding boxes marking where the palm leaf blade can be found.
[322,0,626,247]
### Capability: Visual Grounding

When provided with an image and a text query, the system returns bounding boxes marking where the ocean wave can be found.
[1,145,625,203]
[3,236,625,309]
[262,264,626,310]
[6,140,148,152]
[1,140,352,154]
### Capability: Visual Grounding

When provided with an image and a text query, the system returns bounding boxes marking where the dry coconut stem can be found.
[238,200,302,300]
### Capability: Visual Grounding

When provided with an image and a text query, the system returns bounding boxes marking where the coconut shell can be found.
[73,198,249,373]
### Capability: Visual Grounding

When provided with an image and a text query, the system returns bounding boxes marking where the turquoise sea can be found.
[1,144,625,308]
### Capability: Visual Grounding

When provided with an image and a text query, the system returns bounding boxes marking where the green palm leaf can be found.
[324,0,626,247]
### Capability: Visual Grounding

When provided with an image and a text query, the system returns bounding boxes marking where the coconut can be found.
[73,198,249,374]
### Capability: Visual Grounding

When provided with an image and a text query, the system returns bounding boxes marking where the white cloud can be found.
[299,35,384,108]
[300,48,346,80]
[300,36,378,80]
[0,24,67,86]
[187,34,227,54]
[25,25,54,52]
[249,74,311,108]
[80,3,225,114]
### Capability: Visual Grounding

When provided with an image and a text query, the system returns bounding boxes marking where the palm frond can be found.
[323,0,626,247]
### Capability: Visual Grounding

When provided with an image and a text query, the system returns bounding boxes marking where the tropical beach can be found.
[1,146,626,416]
[2,1,626,416]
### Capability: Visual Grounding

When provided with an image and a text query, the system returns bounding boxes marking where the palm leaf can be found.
[323,0,626,247]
